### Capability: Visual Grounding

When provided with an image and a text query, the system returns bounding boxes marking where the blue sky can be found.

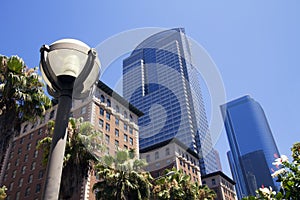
[1,1,299,177]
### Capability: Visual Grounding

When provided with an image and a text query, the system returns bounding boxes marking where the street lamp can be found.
[40,39,100,200]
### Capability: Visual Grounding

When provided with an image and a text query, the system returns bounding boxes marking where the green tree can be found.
[242,142,300,200]
[152,168,216,200]
[38,117,104,199]
[0,55,51,166]
[93,149,152,200]
[0,185,7,200]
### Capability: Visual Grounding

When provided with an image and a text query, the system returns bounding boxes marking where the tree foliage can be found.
[0,55,51,165]
[243,142,300,200]
[0,185,7,200]
[93,149,152,200]
[37,117,104,199]
[152,168,216,200]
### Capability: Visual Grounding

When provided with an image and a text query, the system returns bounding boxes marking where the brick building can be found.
[201,171,237,200]
[140,139,201,184]
[0,81,142,200]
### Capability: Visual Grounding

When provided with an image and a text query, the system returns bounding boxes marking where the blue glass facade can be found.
[123,28,218,175]
[221,95,280,199]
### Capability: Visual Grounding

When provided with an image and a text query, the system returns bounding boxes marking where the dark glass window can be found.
[105,123,110,132]
[100,107,104,116]
[99,119,104,129]
[115,129,119,137]
[100,95,105,103]
[105,135,110,144]
[106,112,111,120]
[107,99,111,107]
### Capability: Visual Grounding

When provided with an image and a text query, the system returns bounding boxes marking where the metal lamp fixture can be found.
[39,39,100,200]
[40,38,100,99]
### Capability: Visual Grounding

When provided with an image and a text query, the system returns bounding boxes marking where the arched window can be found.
[107,99,111,107]
[129,114,133,122]
[100,95,105,103]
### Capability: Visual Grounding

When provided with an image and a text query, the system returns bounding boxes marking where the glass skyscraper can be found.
[123,28,218,175]
[221,95,280,199]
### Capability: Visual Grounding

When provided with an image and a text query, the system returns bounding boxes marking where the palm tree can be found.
[152,168,216,200]
[0,55,51,167]
[93,149,152,200]
[38,117,104,199]
[193,184,217,200]
[152,168,188,200]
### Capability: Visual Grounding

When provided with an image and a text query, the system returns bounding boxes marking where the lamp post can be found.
[40,39,100,200]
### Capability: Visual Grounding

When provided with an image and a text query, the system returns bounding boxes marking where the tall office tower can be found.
[220,95,280,199]
[123,28,218,175]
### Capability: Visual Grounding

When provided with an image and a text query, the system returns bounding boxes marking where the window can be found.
[24,154,28,162]
[31,162,36,170]
[15,158,19,166]
[106,112,111,120]
[35,184,41,193]
[166,148,170,156]
[212,178,216,185]
[81,106,87,114]
[124,123,128,131]
[105,123,110,132]
[129,127,133,135]
[115,129,119,137]
[105,135,110,144]
[107,99,111,107]
[100,107,104,116]
[25,187,30,197]
[124,145,128,149]
[21,166,26,174]
[3,174,7,181]
[9,151,14,159]
[6,162,10,170]
[9,182,14,191]
[115,118,119,126]
[38,170,44,179]
[27,143,31,150]
[33,150,38,158]
[116,105,120,113]
[100,95,105,103]
[130,114,133,122]
[124,111,127,118]
[38,128,43,135]
[12,170,17,178]
[99,119,104,129]
[29,133,33,139]
[124,134,128,142]
[18,178,23,187]
[155,152,159,160]
[115,140,119,149]
[146,155,151,162]
[23,124,28,133]
[129,137,133,146]
[28,174,33,183]
[35,139,40,146]
[16,191,20,200]
[20,138,24,144]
